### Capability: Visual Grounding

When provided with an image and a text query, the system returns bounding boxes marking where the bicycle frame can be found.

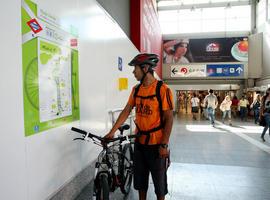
[93,146,124,194]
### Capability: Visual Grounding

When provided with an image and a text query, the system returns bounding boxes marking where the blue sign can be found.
[118,57,123,71]
[34,125,39,132]
[207,64,244,77]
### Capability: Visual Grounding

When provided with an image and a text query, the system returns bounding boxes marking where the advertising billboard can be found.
[163,37,248,64]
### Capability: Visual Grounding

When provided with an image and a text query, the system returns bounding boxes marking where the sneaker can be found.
[261,135,266,142]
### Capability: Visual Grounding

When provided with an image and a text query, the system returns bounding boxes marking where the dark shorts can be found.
[133,143,168,197]
[192,106,199,113]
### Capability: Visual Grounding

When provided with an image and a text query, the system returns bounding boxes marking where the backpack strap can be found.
[133,83,142,98]
[156,80,164,125]
[144,80,164,145]
[133,80,164,145]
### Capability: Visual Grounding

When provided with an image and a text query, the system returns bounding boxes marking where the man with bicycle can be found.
[105,53,174,200]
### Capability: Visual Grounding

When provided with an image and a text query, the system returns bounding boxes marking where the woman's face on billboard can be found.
[175,43,187,56]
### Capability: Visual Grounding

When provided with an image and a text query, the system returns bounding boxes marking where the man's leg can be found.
[222,111,226,123]
[149,147,168,200]
[228,110,232,125]
[240,107,243,120]
[134,144,150,199]
[207,108,212,124]
[139,190,147,200]
[244,108,248,121]
[157,195,165,200]
[212,109,216,124]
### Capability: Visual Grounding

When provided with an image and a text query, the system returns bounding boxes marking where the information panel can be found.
[171,65,206,77]
[21,0,80,136]
[206,64,244,77]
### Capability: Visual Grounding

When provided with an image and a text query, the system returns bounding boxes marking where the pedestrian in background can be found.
[260,88,270,142]
[204,89,218,127]
[191,93,200,120]
[251,94,261,124]
[220,95,232,125]
[231,95,239,118]
[239,95,249,121]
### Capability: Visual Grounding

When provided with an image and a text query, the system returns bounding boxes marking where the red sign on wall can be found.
[70,39,78,47]
[27,19,43,34]
[130,0,163,78]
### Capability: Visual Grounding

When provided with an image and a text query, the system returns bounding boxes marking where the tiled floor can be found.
[76,114,270,200]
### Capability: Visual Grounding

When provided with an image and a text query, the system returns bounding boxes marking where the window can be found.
[158,5,251,34]
[257,0,266,27]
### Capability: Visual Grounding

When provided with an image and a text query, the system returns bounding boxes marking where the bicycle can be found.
[71,124,138,200]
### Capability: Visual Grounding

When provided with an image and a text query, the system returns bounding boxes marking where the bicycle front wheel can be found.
[120,144,133,195]
[96,174,110,200]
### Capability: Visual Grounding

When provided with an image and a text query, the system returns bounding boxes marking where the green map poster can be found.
[21,0,80,136]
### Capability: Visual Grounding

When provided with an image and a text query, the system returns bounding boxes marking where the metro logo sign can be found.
[70,39,78,47]
[180,67,188,74]
[171,65,206,77]
[27,19,43,34]
[206,43,220,52]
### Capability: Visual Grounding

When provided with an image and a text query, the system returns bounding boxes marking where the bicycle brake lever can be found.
[73,138,85,141]
[121,136,130,145]
[93,141,103,147]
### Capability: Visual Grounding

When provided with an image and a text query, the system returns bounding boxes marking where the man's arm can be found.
[105,104,133,138]
[163,40,180,54]
[161,110,173,145]
[159,109,173,158]
[215,96,218,108]
[203,96,207,107]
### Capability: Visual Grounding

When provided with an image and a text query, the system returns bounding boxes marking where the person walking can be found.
[220,95,232,125]
[204,89,218,127]
[105,53,174,200]
[198,94,204,116]
[231,95,239,118]
[251,94,261,124]
[191,93,200,120]
[239,96,249,121]
[260,88,270,142]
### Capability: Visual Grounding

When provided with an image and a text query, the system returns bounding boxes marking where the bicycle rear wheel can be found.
[96,174,110,200]
[120,144,133,195]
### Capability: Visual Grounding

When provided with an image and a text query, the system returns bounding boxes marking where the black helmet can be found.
[128,53,159,67]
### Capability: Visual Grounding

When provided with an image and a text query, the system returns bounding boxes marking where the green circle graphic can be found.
[24,57,39,110]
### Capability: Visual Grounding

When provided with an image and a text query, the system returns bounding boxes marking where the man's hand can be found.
[104,132,114,139]
[159,146,169,158]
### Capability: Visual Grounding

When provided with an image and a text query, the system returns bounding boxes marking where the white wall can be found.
[248,33,263,78]
[255,0,270,87]
[0,0,138,200]
[96,0,130,37]
[0,1,27,200]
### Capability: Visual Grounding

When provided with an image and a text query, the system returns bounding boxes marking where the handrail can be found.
[108,108,135,134]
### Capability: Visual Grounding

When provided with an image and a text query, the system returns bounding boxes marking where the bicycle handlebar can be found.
[71,127,138,144]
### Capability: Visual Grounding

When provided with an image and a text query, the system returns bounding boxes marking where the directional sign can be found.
[171,65,206,77]
[206,64,244,77]
[27,18,43,34]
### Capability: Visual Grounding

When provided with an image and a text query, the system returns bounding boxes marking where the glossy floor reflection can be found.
[76,114,270,200]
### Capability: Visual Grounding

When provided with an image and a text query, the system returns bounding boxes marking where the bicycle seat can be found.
[118,124,130,132]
